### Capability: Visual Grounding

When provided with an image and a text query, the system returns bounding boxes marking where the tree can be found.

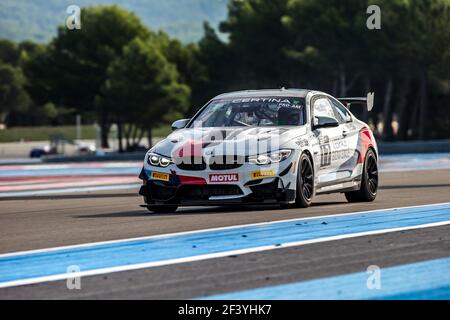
[0,39,21,66]
[405,0,450,139]
[284,0,369,95]
[364,0,412,139]
[195,22,234,111]
[220,0,292,88]
[26,5,152,147]
[103,38,190,151]
[282,0,450,141]
[156,33,208,115]
[0,62,30,124]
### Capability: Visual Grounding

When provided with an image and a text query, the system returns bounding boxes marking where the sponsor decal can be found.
[320,144,332,167]
[278,100,292,108]
[151,172,170,182]
[230,98,292,104]
[209,174,239,183]
[319,139,353,167]
[331,149,351,162]
[331,140,351,162]
[251,169,276,179]
[318,135,330,145]
[295,139,309,147]
[333,140,348,149]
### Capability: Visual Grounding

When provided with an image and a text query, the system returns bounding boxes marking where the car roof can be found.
[213,88,312,100]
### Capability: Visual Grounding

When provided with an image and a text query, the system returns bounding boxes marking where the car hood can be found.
[150,126,308,158]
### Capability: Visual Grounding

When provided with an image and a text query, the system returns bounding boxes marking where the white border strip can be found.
[1,202,449,258]
[1,220,450,289]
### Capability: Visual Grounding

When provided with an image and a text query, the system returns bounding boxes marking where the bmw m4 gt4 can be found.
[139,89,378,213]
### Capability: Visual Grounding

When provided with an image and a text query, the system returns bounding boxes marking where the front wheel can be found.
[295,153,314,208]
[146,205,178,213]
[345,149,378,202]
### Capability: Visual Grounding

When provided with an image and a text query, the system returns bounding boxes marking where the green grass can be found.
[0,125,171,143]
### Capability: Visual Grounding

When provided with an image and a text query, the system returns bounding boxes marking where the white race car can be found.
[139,89,378,213]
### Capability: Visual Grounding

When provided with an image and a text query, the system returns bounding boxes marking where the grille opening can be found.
[249,179,279,198]
[149,182,177,201]
[209,163,242,170]
[178,184,243,201]
[176,156,207,171]
[208,155,245,170]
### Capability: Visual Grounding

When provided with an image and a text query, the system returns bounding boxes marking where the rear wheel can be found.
[295,153,314,208]
[146,205,178,213]
[345,149,378,202]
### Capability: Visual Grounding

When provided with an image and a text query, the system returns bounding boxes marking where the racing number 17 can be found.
[320,144,332,167]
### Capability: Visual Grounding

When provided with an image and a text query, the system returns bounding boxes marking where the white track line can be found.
[1,220,450,289]
[0,202,449,258]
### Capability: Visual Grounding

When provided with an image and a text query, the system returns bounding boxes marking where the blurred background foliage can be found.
[0,0,449,151]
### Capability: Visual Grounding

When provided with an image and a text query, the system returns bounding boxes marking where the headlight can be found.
[147,153,173,167]
[248,150,292,165]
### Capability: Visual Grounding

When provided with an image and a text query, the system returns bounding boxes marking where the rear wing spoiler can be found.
[338,92,374,112]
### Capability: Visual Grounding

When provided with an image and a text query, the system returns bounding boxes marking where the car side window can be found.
[313,97,337,120]
[330,98,352,123]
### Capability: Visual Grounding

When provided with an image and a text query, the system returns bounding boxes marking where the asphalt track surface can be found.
[0,169,449,299]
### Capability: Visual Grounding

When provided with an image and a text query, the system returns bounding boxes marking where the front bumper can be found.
[138,161,297,206]
[139,177,295,206]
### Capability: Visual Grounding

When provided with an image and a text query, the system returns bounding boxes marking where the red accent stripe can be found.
[358,127,374,164]
[177,175,207,185]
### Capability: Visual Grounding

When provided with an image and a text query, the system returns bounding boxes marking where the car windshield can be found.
[188,97,306,128]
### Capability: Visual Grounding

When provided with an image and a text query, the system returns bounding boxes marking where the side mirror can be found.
[313,116,339,129]
[171,119,190,131]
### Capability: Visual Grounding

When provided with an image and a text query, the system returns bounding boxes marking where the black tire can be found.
[146,205,178,213]
[345,149,378,202]
[295,153,314,208]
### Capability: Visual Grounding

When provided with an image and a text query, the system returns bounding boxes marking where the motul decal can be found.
[209,174,239,183]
